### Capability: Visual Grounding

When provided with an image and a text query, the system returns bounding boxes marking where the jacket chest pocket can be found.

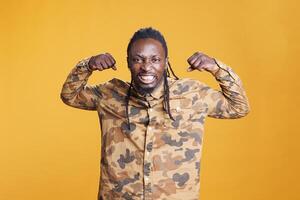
[163,98,194,129]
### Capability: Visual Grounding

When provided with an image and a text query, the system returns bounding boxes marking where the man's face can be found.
[128,38,167,94]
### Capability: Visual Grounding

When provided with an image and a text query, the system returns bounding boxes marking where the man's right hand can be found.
[88,53,117,71]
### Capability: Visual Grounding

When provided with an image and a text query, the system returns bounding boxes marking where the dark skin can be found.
[88,39,221,93]
[127,38,167,93]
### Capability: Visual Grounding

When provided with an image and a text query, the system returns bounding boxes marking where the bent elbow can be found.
[234,104,251,118]
[238,108,250,118]
[60,92,72,106]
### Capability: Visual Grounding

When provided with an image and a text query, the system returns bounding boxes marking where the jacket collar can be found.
[131,78,165,100]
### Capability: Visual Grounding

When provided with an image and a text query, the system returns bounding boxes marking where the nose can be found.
[141,60,152,71]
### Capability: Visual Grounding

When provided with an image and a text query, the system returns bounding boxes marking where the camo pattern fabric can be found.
[60,57,250,200]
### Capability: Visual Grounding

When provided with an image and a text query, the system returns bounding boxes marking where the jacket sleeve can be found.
[200,59,250,119]
[60,57,102,111]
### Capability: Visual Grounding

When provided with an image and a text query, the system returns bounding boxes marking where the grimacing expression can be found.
[127,38,167,93]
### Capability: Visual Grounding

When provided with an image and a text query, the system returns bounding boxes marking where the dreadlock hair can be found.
[126,27,179,129]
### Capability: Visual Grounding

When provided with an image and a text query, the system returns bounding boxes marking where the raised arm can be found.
[60,53,117,110]
[187,52,250,119]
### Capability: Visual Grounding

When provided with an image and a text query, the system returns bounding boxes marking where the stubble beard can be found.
[132,74,164,96]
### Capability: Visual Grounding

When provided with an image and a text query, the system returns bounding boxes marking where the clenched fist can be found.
[187,52,220,75]
[88,53,117,71]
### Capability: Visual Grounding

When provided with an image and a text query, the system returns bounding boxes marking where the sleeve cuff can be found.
[76,57,93,73]
[213,58,236,81]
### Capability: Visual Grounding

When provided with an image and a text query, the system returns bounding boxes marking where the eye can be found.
[132,58,142,63]
[152,57,160,63]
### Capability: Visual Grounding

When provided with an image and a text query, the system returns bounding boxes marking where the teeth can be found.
[139,75,154,82]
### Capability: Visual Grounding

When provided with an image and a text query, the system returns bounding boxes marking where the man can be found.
[60,27,250,200]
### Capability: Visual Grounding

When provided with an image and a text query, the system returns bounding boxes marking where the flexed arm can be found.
[187,52,250,119]
[60,53,117,110]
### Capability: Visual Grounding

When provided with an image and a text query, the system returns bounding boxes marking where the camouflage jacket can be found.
[60,57,250,200]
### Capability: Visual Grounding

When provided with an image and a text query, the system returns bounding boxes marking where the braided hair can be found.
[126,27,179,128]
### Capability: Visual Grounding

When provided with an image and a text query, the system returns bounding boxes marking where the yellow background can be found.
[1,0,299,199]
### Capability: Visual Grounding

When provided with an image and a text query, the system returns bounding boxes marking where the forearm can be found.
[207,59,250,118]
[60,57,100,110]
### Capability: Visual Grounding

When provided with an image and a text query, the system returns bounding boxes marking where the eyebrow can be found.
[133,54,160,58]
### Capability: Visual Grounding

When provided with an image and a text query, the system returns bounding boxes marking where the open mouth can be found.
[138,74,156,84]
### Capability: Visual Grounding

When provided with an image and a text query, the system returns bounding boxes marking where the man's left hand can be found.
[187,52,219,75]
